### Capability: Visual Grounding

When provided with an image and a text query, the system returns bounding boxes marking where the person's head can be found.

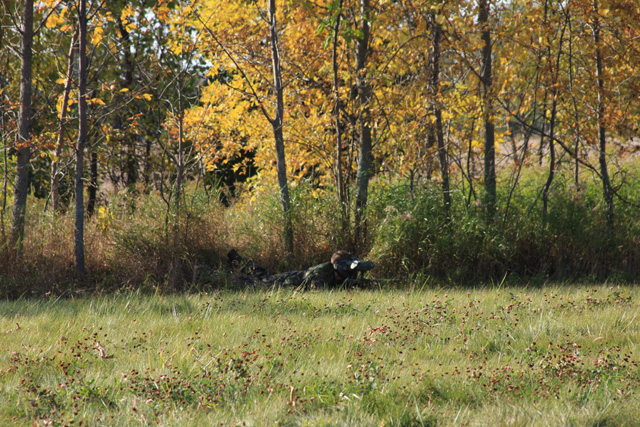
[332,250,357,281]
[331,250,352,265]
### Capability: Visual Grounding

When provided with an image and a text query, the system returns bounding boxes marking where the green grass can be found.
[2,284,640,426]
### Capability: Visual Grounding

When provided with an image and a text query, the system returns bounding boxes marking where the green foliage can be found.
[368,179,511,281]
[3,164,640,296]
[367,167,640,283]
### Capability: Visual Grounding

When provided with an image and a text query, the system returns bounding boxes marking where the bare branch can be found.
[34,0,64,36]
[194,11,274,124]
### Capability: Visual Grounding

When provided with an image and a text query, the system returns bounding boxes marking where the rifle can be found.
[342,277,402,287]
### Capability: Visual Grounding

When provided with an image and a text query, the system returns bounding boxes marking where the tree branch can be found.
[195,11,274,124]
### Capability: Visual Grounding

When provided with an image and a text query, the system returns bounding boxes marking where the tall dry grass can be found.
[2,165,640,298]
[0,189,231,296]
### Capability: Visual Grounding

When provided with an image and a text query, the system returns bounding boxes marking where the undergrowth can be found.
[1,164,640,297]
[368,168,640,283]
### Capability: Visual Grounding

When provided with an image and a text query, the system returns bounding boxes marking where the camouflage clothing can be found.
[301,253,376,288]
[301,262,336,288]
[227,249,375,289]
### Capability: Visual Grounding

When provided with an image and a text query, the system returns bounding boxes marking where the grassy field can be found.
[1,284,640,426]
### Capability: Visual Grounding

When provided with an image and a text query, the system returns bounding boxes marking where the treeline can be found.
[1,0,640,292]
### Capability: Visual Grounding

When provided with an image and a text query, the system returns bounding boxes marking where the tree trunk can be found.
[87,149,98,218]
[542,4,566,223]
[116,15,138,188]
[566,7,581,187]
[478,0,496,221]
[174,85,184,213]
[592,0,614,229]
[426,116,435,181]
[430,17,451,215]
[268,0,294,257]
[125,138,137,187]
[11,0,34,247]
[1,23,8,239]
[143,135,153,187]
[331,0,348,236]
[354,0,372,249]
[52,29,78,213]
[75,0,88,277]
[169,81,185,290]
[1,109,6,240]
[197,3,294,256]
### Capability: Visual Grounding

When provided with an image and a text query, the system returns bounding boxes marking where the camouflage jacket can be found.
[228,249,374,289]
[265,259,375,288]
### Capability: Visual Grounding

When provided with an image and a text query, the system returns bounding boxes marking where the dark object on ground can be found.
[227,249,273,279]
[226,249,375,288]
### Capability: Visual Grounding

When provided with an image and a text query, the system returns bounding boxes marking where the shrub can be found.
[367,169,640,284]
[2,163,640,296]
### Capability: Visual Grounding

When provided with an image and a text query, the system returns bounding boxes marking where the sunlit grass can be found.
[1,284,640,426]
